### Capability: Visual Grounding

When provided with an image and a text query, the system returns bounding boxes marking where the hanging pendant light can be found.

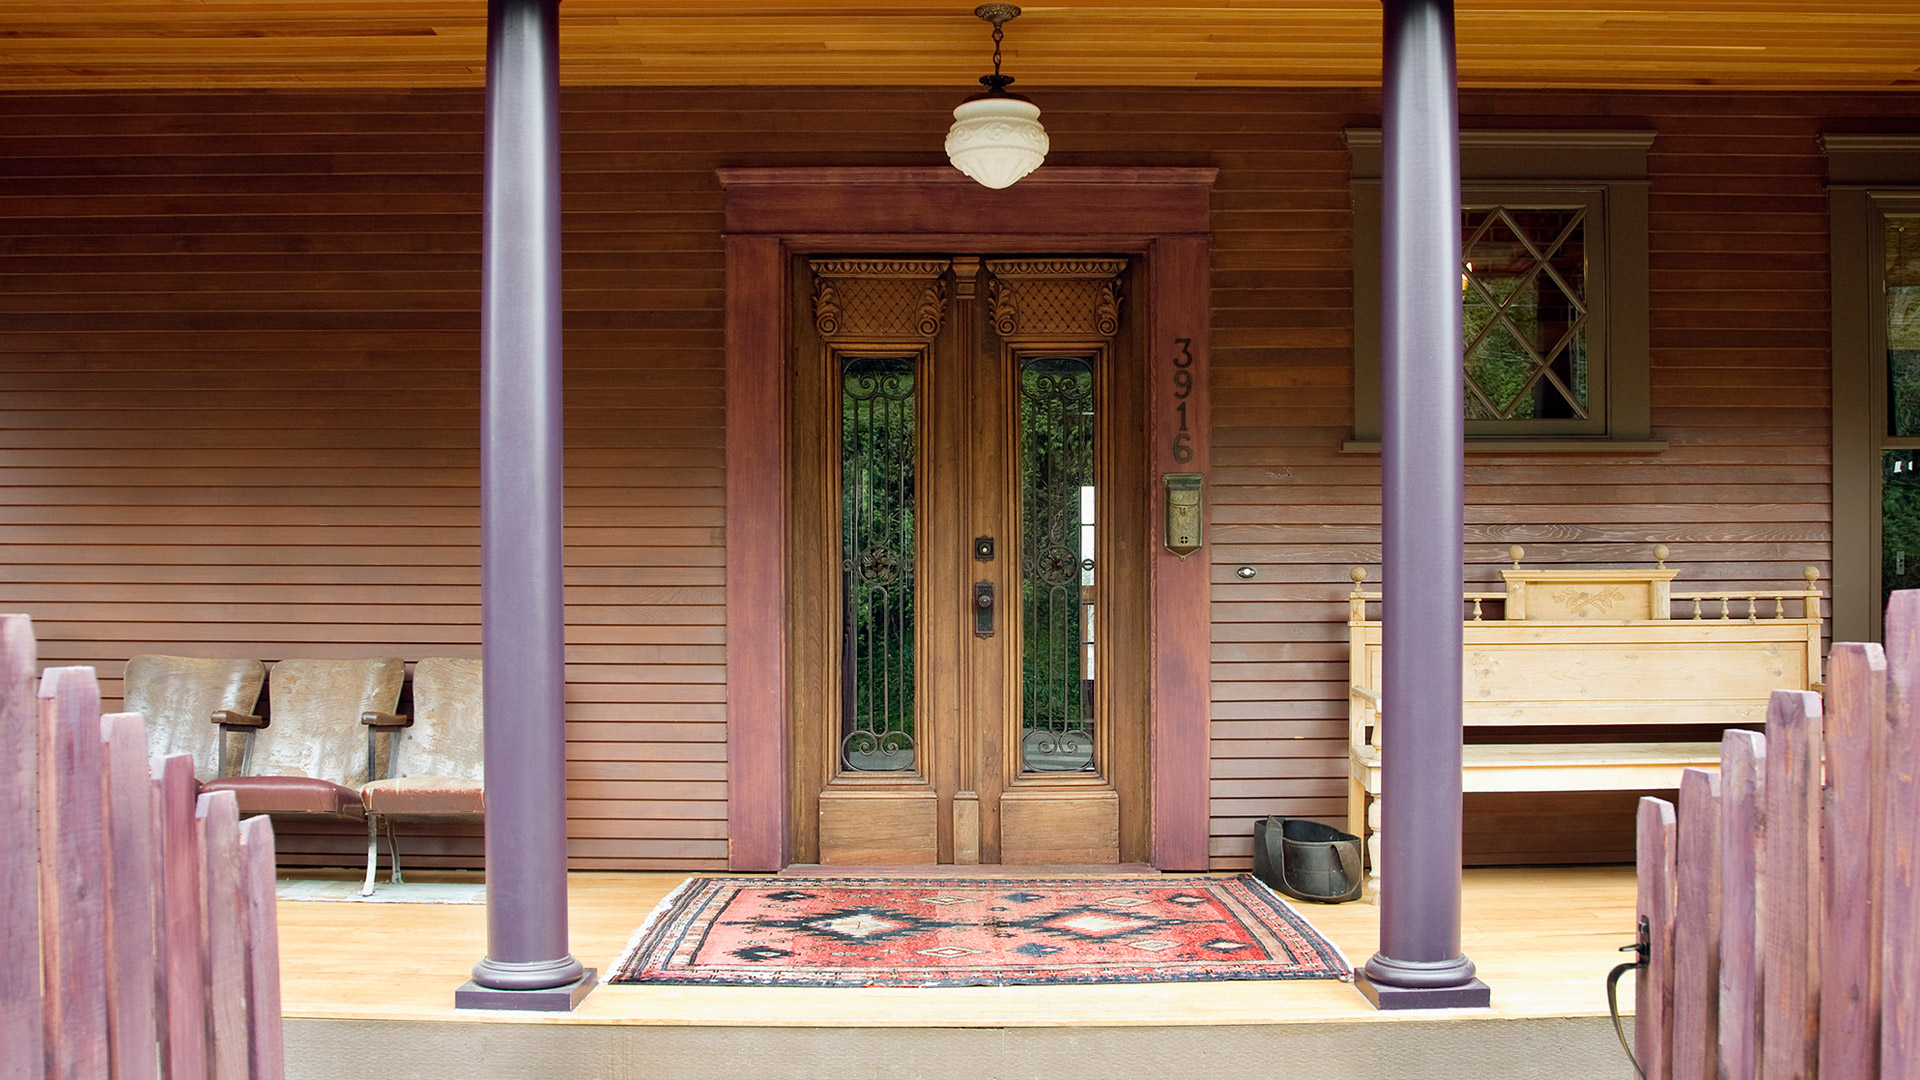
[945,4,1049,190]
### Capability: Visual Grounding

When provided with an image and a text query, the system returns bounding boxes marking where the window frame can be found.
[1825,133,1920,642]
[1345,128,1660,452]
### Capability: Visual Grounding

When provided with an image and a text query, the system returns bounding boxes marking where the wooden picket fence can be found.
[1635,591,1920,1079]
[1,614,284,1080]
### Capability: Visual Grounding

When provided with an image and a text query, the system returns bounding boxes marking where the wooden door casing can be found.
[790,257,1148,865]
[722,166,1216,872]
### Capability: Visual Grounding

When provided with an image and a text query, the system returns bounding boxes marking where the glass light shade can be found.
[945,96,1049,190]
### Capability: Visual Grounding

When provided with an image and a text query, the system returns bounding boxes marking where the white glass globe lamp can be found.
[946,91,1049,190]
[946,5,1048,190]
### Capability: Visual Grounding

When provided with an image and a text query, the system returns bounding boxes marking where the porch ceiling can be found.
[3,1,1918,94]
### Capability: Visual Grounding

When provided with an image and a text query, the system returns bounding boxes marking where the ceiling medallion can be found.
[945,4,1050,190]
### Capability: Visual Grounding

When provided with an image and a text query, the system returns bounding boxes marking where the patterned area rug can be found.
[609,874,1353,987]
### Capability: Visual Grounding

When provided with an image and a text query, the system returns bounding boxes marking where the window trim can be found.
[1825,133,1920,642]
[1344,128,1659,451]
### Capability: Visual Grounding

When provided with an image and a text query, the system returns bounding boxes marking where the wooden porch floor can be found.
[278,866,1636,1028]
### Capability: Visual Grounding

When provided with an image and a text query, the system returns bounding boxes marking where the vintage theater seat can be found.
[359,657,485,895]
[201,656,407,879]
[123,654,267,783]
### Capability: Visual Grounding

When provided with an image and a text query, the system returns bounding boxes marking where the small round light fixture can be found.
[945,4,1049,190]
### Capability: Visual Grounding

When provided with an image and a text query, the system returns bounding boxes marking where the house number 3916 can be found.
[1171,337,1194,463]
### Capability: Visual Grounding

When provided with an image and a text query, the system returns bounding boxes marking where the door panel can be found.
[793,255,1144,865]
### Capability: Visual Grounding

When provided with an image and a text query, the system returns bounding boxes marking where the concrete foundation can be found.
[287,1014,1630,1080]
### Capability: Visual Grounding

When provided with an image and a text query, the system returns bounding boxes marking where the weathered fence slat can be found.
[2,617,282,1080]
[1649,598,1920,1077]
[1822,642,1887,1080]
[1762,689,1824,1080]
[1885,592,1920,1078]
[40,667,111,1080]
[1672,767,1721,1080]
[200,792,251,1080]
[1717,728,1766,1079]
[155,753,210,1080]
[0,616,43,1080]
[1637,796,1678,1078]
[239,817,285,1080]
[101,713,159,1080]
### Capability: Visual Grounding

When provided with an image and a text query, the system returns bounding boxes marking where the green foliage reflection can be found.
[1019,356,1096,773]
[1462,206,1588,422]
[1886,214,1920,435]
[1885,452,1920,611]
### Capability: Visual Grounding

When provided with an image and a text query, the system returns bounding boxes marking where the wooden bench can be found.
[1347,546,1823,889]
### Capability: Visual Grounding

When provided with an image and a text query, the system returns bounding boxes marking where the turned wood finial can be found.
[1350,566,1367,593]
[1805,566,1821,586]
[1653,544,1669,569]
[1508,545,1524,569]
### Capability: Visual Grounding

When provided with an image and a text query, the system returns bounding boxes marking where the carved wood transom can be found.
[984,258,1127,340]
[809,259,951,341]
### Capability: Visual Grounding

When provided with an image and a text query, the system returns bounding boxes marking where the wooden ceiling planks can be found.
[0,2,1917,91]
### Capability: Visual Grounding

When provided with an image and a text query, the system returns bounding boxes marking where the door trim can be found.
[722,166,1217,870]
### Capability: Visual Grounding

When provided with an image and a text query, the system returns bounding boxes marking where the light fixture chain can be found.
[992,22,1003,78]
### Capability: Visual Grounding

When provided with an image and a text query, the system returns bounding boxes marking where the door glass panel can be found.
[1885,451,1920,612]
[1018,354,1096,774]
[1888,215,1920,436]
[840,355,917,773]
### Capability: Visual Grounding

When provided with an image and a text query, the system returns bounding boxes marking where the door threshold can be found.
[777,863,1160,878]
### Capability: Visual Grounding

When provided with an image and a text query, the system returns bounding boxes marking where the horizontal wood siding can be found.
[0,87,1906,869]
[0,89,734,869]
[1210,90,1904,869]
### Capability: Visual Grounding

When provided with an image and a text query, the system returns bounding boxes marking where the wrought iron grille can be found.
[1018,354,1097,773]
[1462,205,1589,421]
[839,355,918,773]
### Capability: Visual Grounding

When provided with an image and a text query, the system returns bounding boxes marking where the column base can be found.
[1356,973,1490,1011]
[455,969,597,1012]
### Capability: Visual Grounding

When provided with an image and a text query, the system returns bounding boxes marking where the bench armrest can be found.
[363,713,411,784]
[1349,685,1382,753]
[213,712,265,778]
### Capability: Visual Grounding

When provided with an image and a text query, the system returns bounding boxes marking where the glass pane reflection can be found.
[840,355,917,773]
[1019,354,1096,774]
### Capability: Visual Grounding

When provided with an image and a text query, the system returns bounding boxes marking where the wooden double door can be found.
[787,255,1151,865]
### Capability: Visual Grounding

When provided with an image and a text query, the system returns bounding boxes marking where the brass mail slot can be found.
[1164,472,1203,559]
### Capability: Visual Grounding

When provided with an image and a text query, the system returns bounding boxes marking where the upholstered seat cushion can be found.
[361,776,484,817]
[201,775,363,817]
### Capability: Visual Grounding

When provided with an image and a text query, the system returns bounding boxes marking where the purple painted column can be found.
[1358,0,1488,1009]
[457,0,595,1011]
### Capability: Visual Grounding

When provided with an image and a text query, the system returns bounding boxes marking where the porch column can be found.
[458,0,595,1010]
[1360,0,1489,1009]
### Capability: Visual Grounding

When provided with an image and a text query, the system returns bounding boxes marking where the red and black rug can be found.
[608,874,1353,988]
